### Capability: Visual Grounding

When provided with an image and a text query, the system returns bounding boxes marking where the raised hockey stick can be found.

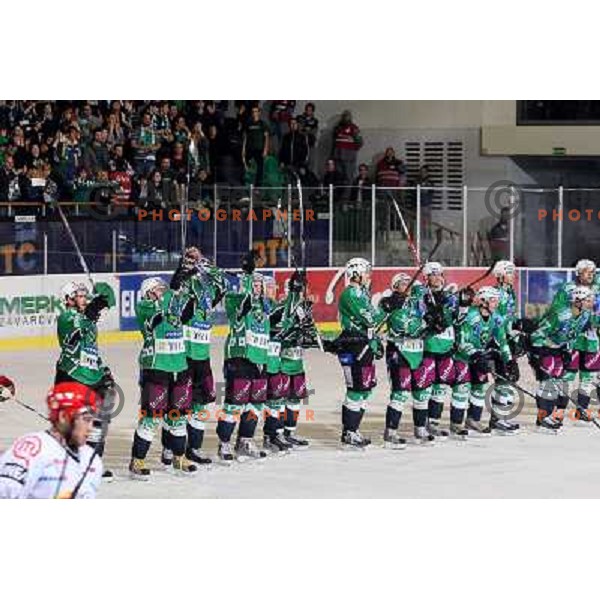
[459,260,498,292]
[44,180,94,289]
[389,193,421,266]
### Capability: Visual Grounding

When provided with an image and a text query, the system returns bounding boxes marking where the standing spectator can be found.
[173,116,191,144]
[109,145,135,203]
[268,101,296,152]
[488,206,510,262]
[78,104,102,145]
[131,112,160,176]
[55,125,82,184]
[242,106,270,187]
[0,155,30,210]
[332,110,363,185]
[350,163,372,204]
[376,147,405,188]
[171,142,188,181]
[84,128,110,174]
[201,101,220,131]
[188,123,209,176]
[279,117,309,174]
[297,102,319,149]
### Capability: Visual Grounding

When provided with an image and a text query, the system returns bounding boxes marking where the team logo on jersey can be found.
[13,435,42,466]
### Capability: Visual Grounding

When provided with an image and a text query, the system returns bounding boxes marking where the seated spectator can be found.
[376,147,405,188]
[141,169,168,210]
[279,117,309,173]
[350,163,372,203]
[106,113,126,148]
[201,101,220,131]
[332,110,363,185]
[242,106,270,186]
[188,168,212,204]
[131,112,160,176]
[322,158,345,188]
[173,115,191,144]
[109,146,135,203]
[78,103,102,145]
[171,142,188,182]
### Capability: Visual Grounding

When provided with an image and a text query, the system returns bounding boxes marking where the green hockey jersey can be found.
[455,306,511,363]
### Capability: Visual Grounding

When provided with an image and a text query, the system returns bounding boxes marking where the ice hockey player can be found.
[262,275,294,452]
[490,260,522,432]
[452,286,512,435]
[168,246,227,466]
[545,259,600,420]
[55,280,116,480]
[379,272,433,447]
[0,381,102,499]
[529,285,594,431]
[129,274,197,479]
[279,270,314,447]
[333,257,386,448]
[218,251,270,461]
[415,262,462,437]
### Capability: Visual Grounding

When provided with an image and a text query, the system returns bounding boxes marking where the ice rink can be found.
[2,339,600,498]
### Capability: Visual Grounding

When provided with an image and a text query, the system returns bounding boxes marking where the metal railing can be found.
[1,184,598,275]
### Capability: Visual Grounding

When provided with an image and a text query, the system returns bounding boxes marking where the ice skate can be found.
[172,455,198,474]
[284,430,310,447]
[490,417,519,434]
[264,433,293,453]
[383,428,407,449]
[186,448,213,465]
[414,426,435,445]
[450,422,469,438]
[218,441,235,463]
[341,430,371,449]
[536,415,561,433]
[427,419,449,439]
[129,458,151,481]
[236,437,268,459]
[466,417,491,436]
[102,469,114,482]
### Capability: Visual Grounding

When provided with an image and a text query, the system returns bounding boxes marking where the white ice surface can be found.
[1,341,600,498]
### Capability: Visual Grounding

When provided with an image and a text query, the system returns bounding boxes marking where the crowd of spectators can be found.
[0,100,430,215]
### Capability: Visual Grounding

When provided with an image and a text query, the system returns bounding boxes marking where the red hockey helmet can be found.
[46,382,99,424]
[0,375,15,402]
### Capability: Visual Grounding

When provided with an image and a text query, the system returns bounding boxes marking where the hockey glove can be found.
[289,269,307,293]
[241,250,261,274]
[458,287,475,307]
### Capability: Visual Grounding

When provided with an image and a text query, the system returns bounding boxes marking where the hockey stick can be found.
[389,193,421,266]
[459,260,498,292]
[14,398,50,422]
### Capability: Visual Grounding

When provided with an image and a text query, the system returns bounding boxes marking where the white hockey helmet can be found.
[570,285,594,304]
[391,272,411,290]
[60,281,89,302]
[476,286,500,304]
[493,260,516,279]
[575,259,596,276]
[345,257,372,283]
[423,261,444,277]
[140,277,167,299]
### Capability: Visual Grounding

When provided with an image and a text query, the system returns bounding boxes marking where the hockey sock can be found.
[186,411,206,451]
[385,405,402,429]
[429,384,446,420]
[450,406,465,425]
[161,426,170,449]
[284,405,300,431]
[132,417,157,459]
[342,405,362,432]
[467,403,483,421]
[216,420,236,443]
[413,408,428,428]
[132,432,151,460]
[238,407,260,438]
[535,395,555,420]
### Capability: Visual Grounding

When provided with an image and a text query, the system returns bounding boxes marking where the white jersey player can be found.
[0,381,102,499]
